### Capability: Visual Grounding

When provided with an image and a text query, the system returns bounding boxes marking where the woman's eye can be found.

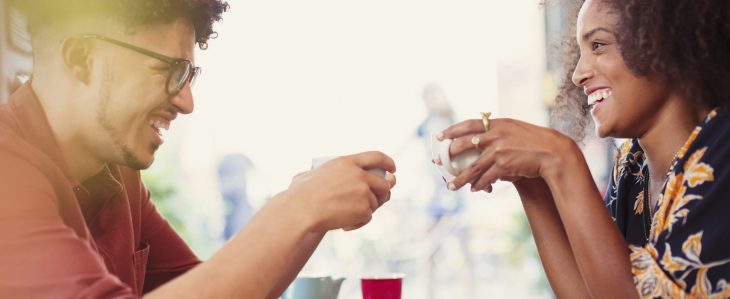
[592,41,606,51]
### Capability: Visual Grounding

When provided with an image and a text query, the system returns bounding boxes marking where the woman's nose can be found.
[571,56,594,87]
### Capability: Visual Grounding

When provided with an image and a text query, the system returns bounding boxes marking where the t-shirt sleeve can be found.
[135,177,201,294]
[0,144,137,298]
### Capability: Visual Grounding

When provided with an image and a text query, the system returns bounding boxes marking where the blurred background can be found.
[0,1,613,298]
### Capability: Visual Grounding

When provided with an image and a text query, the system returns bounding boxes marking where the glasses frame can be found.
[82,34,200,96]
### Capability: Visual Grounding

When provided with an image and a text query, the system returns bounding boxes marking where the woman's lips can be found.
[587,88,611,107]
[588,88,611,116]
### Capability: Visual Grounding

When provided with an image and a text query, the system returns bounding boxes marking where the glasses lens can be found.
[190,67,201,86]
[168,61,192,95]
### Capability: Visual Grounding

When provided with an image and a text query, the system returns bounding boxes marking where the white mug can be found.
[430,134,480,181]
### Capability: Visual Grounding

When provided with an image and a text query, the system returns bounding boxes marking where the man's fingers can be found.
[369,193,379,212]
[348,151,396,174]
[343,221,367,231]
[292,171,309,181]
[361,169,394,199]
[385,172,397,188]
[377,191,392,207]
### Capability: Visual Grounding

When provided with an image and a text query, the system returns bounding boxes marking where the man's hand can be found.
[284,151,397,233]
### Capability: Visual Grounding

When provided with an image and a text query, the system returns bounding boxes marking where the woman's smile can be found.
[587,88,611,116]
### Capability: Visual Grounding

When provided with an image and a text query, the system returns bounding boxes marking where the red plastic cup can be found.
[361,274,404,299]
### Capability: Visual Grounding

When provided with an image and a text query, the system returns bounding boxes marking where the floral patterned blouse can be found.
[605,107,730,298]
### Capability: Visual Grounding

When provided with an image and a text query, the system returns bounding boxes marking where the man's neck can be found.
[31,78,105,183]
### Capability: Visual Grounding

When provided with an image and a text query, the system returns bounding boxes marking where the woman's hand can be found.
[437,118,578,192]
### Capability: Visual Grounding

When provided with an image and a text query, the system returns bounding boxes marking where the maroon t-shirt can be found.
[0,84,201,298]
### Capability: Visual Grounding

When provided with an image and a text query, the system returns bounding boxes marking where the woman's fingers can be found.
[450,132,498,157]
[438,119,485,140]
[441,118,545,192]
[471,166,505,191]
[450,146,497,190]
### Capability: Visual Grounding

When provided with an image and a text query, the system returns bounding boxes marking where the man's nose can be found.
[171,84,194,114]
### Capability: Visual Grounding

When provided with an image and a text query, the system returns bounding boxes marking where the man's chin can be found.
[122,149,155,170]
[129,159,154,170]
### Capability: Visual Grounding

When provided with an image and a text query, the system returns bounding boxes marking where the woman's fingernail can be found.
[436,132,444,141]
[471,187,476,192]
[448,182,456,191]
[434,157,442,165]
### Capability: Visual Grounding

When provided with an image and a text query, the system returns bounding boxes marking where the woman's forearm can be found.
[543,144,638,299]
[515,178,590,299]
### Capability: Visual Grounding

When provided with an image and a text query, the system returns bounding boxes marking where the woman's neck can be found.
[638,96,712,188]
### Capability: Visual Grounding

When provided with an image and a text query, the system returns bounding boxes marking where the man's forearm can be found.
[266,232,326,299]
[146,193,315,299]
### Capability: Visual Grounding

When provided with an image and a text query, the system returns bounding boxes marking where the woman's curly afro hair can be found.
[551,0,730,141]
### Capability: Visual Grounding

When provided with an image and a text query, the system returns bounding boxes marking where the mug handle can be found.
[439,139,460,177]
[430,134,456,181]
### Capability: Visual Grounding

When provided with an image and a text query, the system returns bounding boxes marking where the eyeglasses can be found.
[82,34,200,96]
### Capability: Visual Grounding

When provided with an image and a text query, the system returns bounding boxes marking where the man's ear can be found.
[60,36,95,84]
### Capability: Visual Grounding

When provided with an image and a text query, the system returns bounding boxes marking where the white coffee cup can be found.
[430,134,480,181]
[312,156,386,177]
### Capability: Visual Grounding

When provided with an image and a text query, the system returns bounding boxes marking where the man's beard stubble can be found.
[96,66,154,170]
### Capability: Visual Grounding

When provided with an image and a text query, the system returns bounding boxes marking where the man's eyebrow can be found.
[582,27,613,41]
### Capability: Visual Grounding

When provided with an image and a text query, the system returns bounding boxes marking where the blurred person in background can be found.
[438,0,730,297]
[0,1,396,298]
[217,153,256,240]
[417,83,464,221]
[416,83,474,298]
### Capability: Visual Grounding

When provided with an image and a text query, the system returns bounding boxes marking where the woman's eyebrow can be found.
[582,27,613,41]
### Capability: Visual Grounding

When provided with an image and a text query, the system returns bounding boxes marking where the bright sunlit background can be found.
[141,1,612,299]
[0,1,612,298]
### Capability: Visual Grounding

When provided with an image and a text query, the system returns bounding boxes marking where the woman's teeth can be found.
[588,89,612,107]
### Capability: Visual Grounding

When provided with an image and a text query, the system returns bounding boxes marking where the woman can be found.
[437,0,730,297]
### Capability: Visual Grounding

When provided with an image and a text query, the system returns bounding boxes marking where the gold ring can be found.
[481,112,492,132]
[471,135,480,150]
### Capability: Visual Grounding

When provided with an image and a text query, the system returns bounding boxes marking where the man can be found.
[0,1,396,298]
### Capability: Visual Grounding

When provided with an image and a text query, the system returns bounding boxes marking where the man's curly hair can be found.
[551,0,730,141]
[11,0,229,50]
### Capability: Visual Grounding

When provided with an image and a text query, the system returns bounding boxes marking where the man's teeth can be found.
[149,120,170,131]
[588,89,612,106]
